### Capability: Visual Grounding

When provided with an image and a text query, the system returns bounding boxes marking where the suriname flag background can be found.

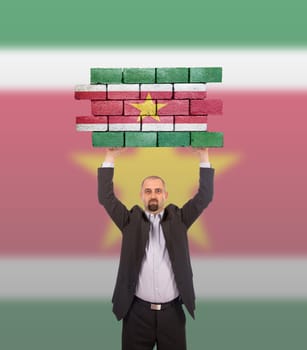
[1,0,307,349]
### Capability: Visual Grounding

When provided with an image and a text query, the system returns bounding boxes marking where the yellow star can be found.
[130,93,167,122]
[71,148,241,252]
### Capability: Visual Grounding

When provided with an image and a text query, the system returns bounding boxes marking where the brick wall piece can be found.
[90,68,123,84]
[140,84,173,99]
[123,68,155,84]
[158,99,189,115]
[74,84,107,100]
[109,116,140,131]
[142,116,174,131]
[92,132,124,147]
[107,84,140,100]
[158,132,190,147]
[190,99,223,115]
[174,83,207,100]
[76,116,108,131]
[156,68,189,83]
[190,67,222,83]
[174,116,207,131]
[92,100,123,116]
[125,132,157,147]
[191,132,224,147]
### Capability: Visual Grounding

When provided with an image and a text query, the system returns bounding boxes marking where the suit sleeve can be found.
[97,167,130,231]
[180,167,214,229]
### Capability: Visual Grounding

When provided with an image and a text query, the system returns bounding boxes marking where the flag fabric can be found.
[75,67,223,147]
[1,1,307,350]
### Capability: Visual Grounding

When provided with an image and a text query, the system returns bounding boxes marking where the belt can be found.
[134,296,180,311]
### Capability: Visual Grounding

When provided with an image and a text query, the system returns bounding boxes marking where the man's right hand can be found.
[104,148,125,163]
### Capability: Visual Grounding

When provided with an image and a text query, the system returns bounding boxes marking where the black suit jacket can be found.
[98,166,214,321]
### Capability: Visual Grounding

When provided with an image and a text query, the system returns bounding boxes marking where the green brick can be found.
[156,68,189,83]
[158,132,190,147]
[125,132,157,147]
[90,68,123,84]
[190,67,222,83]
[92,132,124,147]
[123,68,155,84]
[191,132,224,147]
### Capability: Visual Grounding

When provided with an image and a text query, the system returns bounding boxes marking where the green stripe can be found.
[1,300,306,350]
[90,67,222,84]
[1,1,307,46]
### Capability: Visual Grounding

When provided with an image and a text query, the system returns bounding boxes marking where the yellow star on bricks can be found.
[71,148,241,252]
[130,93,167,122]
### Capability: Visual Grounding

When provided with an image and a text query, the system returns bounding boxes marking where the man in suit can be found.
[98,147,214,350]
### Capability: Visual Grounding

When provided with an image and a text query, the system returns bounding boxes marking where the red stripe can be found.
[75,91,106,100]
[76,116,107,124]
[1,90,307,255]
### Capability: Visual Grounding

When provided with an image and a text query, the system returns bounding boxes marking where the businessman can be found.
[98,148,214,350]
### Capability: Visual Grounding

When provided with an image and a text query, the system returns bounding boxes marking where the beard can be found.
[147,200,159,212]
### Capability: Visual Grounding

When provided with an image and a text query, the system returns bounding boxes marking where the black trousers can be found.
[122,297,187,350]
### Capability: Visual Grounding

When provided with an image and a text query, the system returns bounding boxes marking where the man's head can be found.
[140,176,168,214]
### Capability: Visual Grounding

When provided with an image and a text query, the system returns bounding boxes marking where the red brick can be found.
[190,99,223,115]
[74,91,107,100]
[91,100,123,116]
[157,99,189,115]
[76,116,107,124]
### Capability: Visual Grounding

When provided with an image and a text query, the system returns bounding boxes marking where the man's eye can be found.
[155,189,162,194]
[145,189,151,194]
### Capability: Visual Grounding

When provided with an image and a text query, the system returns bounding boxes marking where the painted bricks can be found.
[90,67,222,84]
[190,99,223,115]
[75,85,107,100]
[140,84,172,99]
[92,132,124,147]
[190,67,222,83]
[108,84,139,100]
[91,131,224,147]
[76,116,108,131]
[174,116,207,131]
[156,68,189,83]
[91,68,122,84]
[142,116,174,131]
[123,68,155,84]
[191,132,224,147]
[92,100,123,116]
[125,132,157,147]
[77,66,224,148]
[174,84,207,99]
[158,100,189,115]
[109,116,140,131]
[158,132,190,147]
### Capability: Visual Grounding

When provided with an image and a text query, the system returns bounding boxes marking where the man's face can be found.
[140,178,168,214]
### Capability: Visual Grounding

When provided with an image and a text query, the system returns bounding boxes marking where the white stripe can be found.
[76,123,107,131]
[141,84,172,92]
[75,84,106,91]
[1,49,307,90]
[108,84,139,92]
[174,83,207,92]
[1,258,306,299]
[109,123,140,131]
[142,123,173,131]
[175,123,207,131]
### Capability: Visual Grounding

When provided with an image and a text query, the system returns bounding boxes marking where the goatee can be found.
[148,200,158,212]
